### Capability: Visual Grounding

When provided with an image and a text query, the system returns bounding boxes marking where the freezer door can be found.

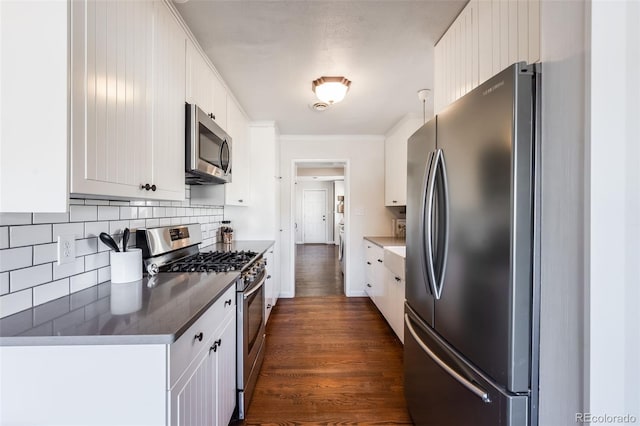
[404,307,528,426]
[405,119,436,325]
[434,63,535,392]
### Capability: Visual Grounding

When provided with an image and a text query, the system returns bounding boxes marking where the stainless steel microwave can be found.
[185,103,232,184]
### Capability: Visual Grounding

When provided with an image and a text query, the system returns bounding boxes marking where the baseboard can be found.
[346,290,367,297]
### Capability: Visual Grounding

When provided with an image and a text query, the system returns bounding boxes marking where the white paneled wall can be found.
[0,190,224,319]
[434,0,540,113]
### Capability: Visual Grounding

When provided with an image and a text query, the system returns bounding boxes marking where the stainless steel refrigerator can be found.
[404,62,540,426]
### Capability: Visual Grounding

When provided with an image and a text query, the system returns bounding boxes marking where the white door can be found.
[303,189,327,243]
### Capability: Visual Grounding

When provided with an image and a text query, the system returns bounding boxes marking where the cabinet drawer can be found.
[169,285,236,388]
[364,242,384,267]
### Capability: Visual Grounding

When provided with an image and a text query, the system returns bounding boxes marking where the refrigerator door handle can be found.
[425,149,443,299]
[420,151,438,297]
[404,314,492,404]
[435,149,450,298]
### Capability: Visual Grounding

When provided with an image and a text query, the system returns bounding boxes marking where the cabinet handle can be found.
[377,259,383,263]
[224,299,232,307]
[267,304,272,309]
[210,338,222,353]
[366,283,372,288]
[395,276,401,282]
[366,261,371,265]
[140,183,157,192]
[194,332,204,342]
[392,200,398,203]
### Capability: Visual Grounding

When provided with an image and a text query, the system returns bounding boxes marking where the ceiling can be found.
[174,1,466,135]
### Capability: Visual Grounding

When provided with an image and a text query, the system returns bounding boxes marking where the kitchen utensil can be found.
[122,228,130,252]
[100,232,120,252]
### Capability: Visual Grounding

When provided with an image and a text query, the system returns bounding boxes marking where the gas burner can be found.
[161,250,258,273]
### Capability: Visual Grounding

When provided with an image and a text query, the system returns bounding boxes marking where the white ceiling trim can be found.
[280,134,384,142]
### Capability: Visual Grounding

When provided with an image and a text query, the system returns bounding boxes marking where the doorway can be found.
[293,161,347,297]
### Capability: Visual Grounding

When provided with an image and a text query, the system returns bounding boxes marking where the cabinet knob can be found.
[392,200,398,203]
[209,113,216,120]
[140,183,156,191]
[209,338,222,353]
[267,275,272,279]
[238,199,243,203]
[194,332,204,342]
[366,261,371,265]
[366,283,372,288]
[395,276,401,282]
[151,184,156,192]
[224,299,232,307]
[267,304,272,309]
[377,259,383,263]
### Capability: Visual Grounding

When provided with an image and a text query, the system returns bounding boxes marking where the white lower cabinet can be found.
[264,244,278,323]
[0,286,237,426]
[170,311,236,426]
[363,240,405,343]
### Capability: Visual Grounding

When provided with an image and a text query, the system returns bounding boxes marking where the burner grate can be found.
[161,250,258,273]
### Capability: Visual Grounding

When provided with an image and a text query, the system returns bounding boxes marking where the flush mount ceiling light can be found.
[312,77,351,105]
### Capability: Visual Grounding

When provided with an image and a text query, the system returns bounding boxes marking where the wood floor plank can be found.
[242,296,412,425]
[295,244,344,297]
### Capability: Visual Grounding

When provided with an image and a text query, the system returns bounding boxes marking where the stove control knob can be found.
[147,263,159,276]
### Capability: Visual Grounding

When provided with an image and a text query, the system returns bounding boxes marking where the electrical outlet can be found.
[57,235,76,265]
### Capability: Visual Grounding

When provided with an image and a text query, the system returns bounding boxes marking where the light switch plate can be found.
[57,235,76,265]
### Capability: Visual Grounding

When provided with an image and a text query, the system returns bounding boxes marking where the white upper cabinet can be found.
[384,116,423,207]
[186,39,215,118]
[434,0,540,113]
[185,41,227,131]
[224,98,251,206]
[70,0,186,201]
[0,1,69,212]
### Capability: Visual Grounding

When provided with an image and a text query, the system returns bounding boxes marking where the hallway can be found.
[244,296,411,424]
[295,244,344,297]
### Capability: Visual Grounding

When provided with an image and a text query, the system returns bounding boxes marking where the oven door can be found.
[186,103,232,184]
[243,271,266,378]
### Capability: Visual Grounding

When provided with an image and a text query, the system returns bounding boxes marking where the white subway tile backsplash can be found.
[33,212,69,224]
[0,272,8,295]
[119,207,138,219]
[33,243,57,265]
[70,270,97,293]
[85,252,109,271]
[129,219,145,230]
[98,206,120,220]
[33,279,70,305]
[0,194,223,317]
[76,238,98,256]
[109,220,130,235]
[0,213,32,226]
[138,207,152,219]
[69,205,98,222]
[53,257,84,280]
[98,266,111,283]
[53,223,84,239]
[0,247,32,272]
[0,227,8,249]
[84,221,109,238]
[10,264,52,292]
[9,224,52,247]
[0,289,33,319]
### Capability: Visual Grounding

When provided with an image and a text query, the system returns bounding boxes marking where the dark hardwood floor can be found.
[295,244,344,297]
[242,297,412,425]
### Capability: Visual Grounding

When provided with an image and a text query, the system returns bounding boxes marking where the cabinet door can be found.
[186,40,215,117]
[151,2,186,201]
[212,75,228,130]
[215,313,237,426]
[224,99,251,206]
[71,0,154,199]
[384,118,422,207]
[170,346,215,426]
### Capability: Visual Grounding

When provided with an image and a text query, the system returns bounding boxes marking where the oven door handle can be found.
[243,274,266,299]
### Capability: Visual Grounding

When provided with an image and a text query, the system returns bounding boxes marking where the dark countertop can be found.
[364,236,406,248]
[0,240,274,346]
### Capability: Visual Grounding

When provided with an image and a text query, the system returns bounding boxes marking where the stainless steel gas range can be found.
[137,223,267,420]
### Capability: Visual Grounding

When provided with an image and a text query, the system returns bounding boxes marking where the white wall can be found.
[334,180,345,246]
[538,0,588,423]
[279,135,393,298]
[588,0,640,421]
[295,180,334,244]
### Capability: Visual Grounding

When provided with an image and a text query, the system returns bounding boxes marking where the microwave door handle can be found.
[220,140,230,174]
